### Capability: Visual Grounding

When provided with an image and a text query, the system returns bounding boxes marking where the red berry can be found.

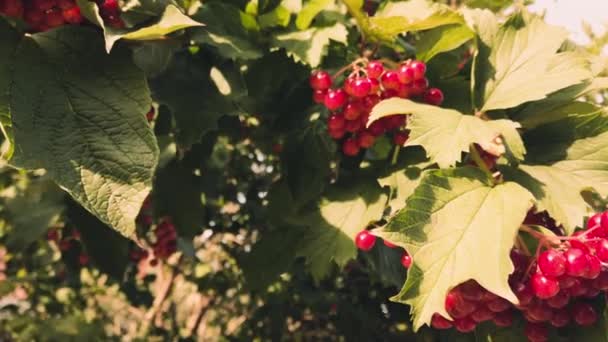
[24,9,44,25]
[471,307,495,323]
[459,281,485,302]
[538,249,566,277]
[513,282,534,307]
[567,278,588,297]
[324,89,347,110]
[396,64,415,84]
[493,310,513,327]
[381,89,399,99]
[46,229,59,242]
[344,118,362,133]
[411,78,429,96]
[366,61,384,79]
[531,273,560,299]
[424,88,444,106]
[350,77,372,98]
[565,248,589,277]
[381,71,400,90]
[56,0,74,9]
[59,240,71,252]
[354,230,376,251]
[525,323,548,342]
[382,115,405,130]
[550,309,570,328]
[309,70,332,90]
[368,121,385,136]
[546,291,569,309]
[369,77,380,93]
[343,138,360,156]
[587,211,608,235]
[313,89,328,104]
[362,94,380,112]
[584,254,601,279]
[592,271,608,290]
[343,102,362,120]
[393,131,409,146]
[327,113,346,130]
[572,302,597,326]
[101,0,118,13]
[593,239,608,262]
[431,314,452,329]
[526,300,553,322]
[487,298,511,313]
[33,0,55,11]
[357,131,375,148]
[62,6,82,24]
[410,60,427,79]
[454,317,476,333]
[45,8,65,28]
[78,253,89,266]
[2,0,24,17]
[400,252,412,268]
[328,127,345,140]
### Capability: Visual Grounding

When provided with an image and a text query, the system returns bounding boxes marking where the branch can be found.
[138,256,182,337]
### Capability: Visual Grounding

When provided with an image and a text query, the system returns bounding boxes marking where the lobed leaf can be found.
[0,25,158,238]
[477,17,592,111]
[373,167,534,330]
[369,98,523,167]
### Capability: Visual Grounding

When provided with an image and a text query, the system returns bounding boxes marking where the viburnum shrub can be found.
[0,0,608,340]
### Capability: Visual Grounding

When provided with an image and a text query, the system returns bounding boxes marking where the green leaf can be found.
[369,98,522,167]
[295,0,332,30]
[3,178,65,251]
[272,23,347,67]
[259,5,291,28]
[369,0,464,42]
[0,19,21,157]
[415,24,474,62]
[479,17,592,111]
[191,2,263,60]
[78,4,203,52]
[1,26,158,238]
[121,5,203,40]
[378,160,428,215]
[294,182,387,281]
[150,52,243,147]
[240,226,301,291]
[501,165,589,235]
[510,77,608,128]
[373,167,534,330]
[66,200,130,279]
[153,161,205,238]
[507,130,608,233]
[132,41,180,77]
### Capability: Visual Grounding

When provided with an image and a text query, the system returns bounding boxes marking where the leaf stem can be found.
[468,144,493,179]
[340,0,370,38]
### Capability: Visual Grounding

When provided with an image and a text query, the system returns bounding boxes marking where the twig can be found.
[138,257,182,337]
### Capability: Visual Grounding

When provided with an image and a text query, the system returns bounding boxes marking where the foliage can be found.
[0,0,607,340]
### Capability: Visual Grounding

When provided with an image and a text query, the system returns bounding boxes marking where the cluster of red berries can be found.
[355,230,412,268]
[309,59,443,157]
[427,210,608,341]
[47,227,89,266]
[151,217,177,261]
[0,0,123,32]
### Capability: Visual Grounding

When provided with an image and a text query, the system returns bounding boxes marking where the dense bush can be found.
[0,0,608,340]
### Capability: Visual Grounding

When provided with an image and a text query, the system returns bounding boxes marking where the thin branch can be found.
[138,257,182,337]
